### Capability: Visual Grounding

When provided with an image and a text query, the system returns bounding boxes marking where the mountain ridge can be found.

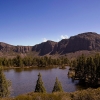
[0,32,100,57]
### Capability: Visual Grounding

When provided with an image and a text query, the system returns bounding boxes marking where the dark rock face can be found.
[15,46,32,53]
[0,42,13,52]
[32,40,57,55]
[39,41,56,55]
[64,32,100,53]
[64,34,91,53]
[0,42,33,54]
[0,32,100,56]
[50,39,68,54]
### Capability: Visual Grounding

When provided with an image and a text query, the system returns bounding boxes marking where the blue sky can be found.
[0,0,100,46]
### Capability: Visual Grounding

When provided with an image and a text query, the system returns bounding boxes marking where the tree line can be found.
[0,56,69,67]
[71,54,100,86]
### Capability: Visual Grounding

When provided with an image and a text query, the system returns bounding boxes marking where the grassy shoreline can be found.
[1,87,100,100]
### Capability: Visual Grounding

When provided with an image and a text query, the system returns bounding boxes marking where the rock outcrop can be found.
[0,32,100,57]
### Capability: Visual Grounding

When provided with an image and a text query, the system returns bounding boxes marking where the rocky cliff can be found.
[0,32,100,57]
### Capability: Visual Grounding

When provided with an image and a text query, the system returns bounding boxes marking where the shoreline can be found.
[3,65,69,69]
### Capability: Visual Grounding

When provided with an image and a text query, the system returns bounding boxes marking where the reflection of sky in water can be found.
[4,67,82,97]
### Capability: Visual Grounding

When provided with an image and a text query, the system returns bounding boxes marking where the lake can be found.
[4,67,83,96]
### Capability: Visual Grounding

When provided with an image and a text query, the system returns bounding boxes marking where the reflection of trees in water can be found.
[13,67,54,73]
[14,68,24,72]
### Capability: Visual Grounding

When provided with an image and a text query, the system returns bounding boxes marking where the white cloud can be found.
[61,35,69,39]
[42,38,47,42]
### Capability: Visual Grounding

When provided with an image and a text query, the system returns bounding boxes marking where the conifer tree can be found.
[52,77,63,92]
[35,73,46,93]
[0,67,10,97]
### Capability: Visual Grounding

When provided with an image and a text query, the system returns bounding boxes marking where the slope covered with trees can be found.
[0,67,10,97]
[70,54,100,86]
[0,56,69,68]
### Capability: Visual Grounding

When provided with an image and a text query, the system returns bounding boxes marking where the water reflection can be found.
[4,67,83,96]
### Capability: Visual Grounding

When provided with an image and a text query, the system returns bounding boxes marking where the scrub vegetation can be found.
[0,56,69,68]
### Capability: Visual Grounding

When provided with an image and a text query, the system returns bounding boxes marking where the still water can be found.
[4,67,82,96]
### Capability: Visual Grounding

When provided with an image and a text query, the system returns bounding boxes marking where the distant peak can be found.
[44,40,57,43]
[78,32,98,36]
